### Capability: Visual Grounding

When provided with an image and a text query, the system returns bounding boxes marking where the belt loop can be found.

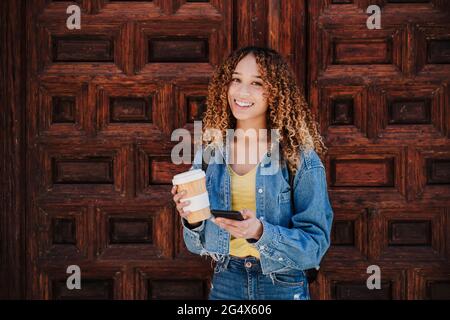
[223,255,231,269]
[214,255,231,274]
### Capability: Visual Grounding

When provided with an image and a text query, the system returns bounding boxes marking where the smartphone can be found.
[211,209,245,221]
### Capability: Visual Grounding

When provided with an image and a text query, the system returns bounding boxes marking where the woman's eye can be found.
[253,82,263,86]
[231,78,240,83]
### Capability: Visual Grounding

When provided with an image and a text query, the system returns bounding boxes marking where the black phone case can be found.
[211,209,244,221]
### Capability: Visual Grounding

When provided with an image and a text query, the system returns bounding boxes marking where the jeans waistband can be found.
[226,256,262,272]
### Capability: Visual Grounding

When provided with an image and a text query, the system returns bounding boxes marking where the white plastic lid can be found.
[172,169,206,185]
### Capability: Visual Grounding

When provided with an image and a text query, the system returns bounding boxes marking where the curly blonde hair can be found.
[200,46,327,176]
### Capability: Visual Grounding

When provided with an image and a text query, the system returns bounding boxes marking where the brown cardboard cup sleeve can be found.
[172,169,211,224]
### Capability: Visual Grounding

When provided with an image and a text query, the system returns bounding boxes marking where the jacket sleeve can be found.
[181,147,208,255]
[253,164,334,270]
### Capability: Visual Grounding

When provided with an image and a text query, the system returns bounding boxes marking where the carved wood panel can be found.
[309,0,450,300]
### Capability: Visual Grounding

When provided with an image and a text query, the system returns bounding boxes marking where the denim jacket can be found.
[181,142,333,276]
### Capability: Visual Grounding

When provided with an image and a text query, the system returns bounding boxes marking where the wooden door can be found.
[308,1,450,299]
[21,0,306,299]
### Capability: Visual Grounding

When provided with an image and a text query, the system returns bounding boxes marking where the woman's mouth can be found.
[234,99,255,108]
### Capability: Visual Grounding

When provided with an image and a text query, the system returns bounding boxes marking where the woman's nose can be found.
[237,84,251,96]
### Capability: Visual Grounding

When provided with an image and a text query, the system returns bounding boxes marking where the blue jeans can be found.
[208,256,310,300]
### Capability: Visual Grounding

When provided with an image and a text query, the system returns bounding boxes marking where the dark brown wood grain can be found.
[0,0,26,299]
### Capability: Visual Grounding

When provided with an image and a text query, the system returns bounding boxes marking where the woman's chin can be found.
[231,106,254,119]
[231,112,253,121]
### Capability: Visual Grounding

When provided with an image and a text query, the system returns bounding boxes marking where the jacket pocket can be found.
[278,190,291,203]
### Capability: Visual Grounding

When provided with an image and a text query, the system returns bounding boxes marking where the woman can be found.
[171,46,333,300]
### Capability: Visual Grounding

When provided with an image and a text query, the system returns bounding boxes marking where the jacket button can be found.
[245,261,252,268]
[258,188,263,193]
[278,257,283,261]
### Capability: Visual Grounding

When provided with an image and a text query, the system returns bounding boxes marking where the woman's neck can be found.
[235,116,266,132]
[235,116,268,142]
[229,117,272,165]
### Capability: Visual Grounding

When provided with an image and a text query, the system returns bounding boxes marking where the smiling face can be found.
[227,53,269,124]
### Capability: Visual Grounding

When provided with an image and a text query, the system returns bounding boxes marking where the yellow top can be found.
[227,164,260,259]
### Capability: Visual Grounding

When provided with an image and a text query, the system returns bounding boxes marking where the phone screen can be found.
[211,210,244,221]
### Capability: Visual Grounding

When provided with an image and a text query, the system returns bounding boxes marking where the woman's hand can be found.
[213,209,263,240]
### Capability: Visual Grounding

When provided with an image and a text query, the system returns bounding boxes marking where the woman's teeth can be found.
[235,99,254,107]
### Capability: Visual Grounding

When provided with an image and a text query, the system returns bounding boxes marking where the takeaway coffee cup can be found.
[172,169,211,224]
